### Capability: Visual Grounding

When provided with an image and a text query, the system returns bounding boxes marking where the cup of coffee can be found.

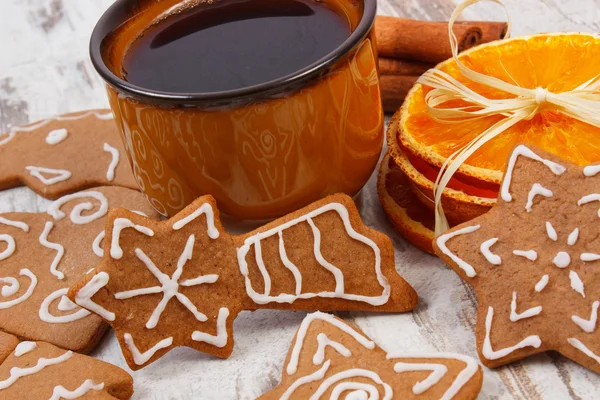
[90,0,383,220]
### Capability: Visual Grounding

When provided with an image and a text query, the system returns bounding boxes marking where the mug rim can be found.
[89,0,377,105]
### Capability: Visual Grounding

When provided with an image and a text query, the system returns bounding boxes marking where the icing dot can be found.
[513,250,538,261]
[553,252,571,268]
[568,228,579,246]
[584,165,600,177]
[535,275,549,292]
[546,222,558,241]
[14,341,37,357]
[45,129,68,145]
[570,270,585,297]
[581,253,600,262]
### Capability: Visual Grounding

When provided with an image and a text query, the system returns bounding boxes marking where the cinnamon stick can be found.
[481,20,508,44]
[378,57,433,76]
[375,16,508,64]
[380,75,419,114]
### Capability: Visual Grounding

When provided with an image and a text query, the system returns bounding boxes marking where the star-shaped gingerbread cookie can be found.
[0,332,133,399]
[259,311,483,399]
[0,109,137,199]
[434,144,600,373]
[0,187,159,353]
[68,193,418,370]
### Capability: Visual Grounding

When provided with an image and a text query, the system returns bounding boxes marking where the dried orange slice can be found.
[387,111,494,226]
[377,153,436,254]
[396,33,600,185]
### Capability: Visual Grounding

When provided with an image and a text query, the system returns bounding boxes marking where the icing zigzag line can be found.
[237,203,390,305]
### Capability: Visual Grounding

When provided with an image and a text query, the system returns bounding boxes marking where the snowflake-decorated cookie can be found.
[0,187,159,353]
[434,144,600,373]
[0,110,137,199]
[0,332,133,399]
[68,194,418,370]
[259,312,483,399]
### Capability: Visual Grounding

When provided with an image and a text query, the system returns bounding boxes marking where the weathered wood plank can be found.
[378,0,458,20]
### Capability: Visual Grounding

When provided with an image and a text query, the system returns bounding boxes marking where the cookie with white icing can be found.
[0,332,19,364]
[0,187,159,353]
[434,144,600,373]
[68,193,417,370]
[0,334,133,400]
[259,311,483,399]
[0,109,137,199]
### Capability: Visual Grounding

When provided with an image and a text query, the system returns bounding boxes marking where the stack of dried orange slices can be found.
[378,33,600,254]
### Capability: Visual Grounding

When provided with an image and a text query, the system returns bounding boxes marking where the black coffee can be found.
[122,0,352,93]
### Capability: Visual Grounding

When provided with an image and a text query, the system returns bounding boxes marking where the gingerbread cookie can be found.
[69,194,417,369]
[0,333,133,399]
[0,332,19,364]
[0,110,137,199]
[0,186,159,353]
[434,144,600,373]
[259,312,483,399]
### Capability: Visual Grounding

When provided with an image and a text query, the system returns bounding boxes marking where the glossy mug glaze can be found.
[91,0,383,220]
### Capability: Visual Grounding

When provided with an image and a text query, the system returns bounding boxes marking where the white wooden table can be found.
[1,1,599,398]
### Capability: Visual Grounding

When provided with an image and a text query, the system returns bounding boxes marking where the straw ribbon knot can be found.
[534,87,549,105]
[417,0,600,236]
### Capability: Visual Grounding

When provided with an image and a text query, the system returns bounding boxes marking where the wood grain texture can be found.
[1,0,599,399]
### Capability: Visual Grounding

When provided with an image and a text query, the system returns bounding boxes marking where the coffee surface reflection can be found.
[122,0,352,93]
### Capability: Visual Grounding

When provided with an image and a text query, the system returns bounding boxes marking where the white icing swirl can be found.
[39,288,91,323]
[0,269,37,309]
[47,191,109,225]
[0,234,16,261]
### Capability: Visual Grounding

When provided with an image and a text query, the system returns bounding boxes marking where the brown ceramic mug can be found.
[90,0,383,220]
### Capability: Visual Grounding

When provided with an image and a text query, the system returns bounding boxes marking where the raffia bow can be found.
[418,0,600,236]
